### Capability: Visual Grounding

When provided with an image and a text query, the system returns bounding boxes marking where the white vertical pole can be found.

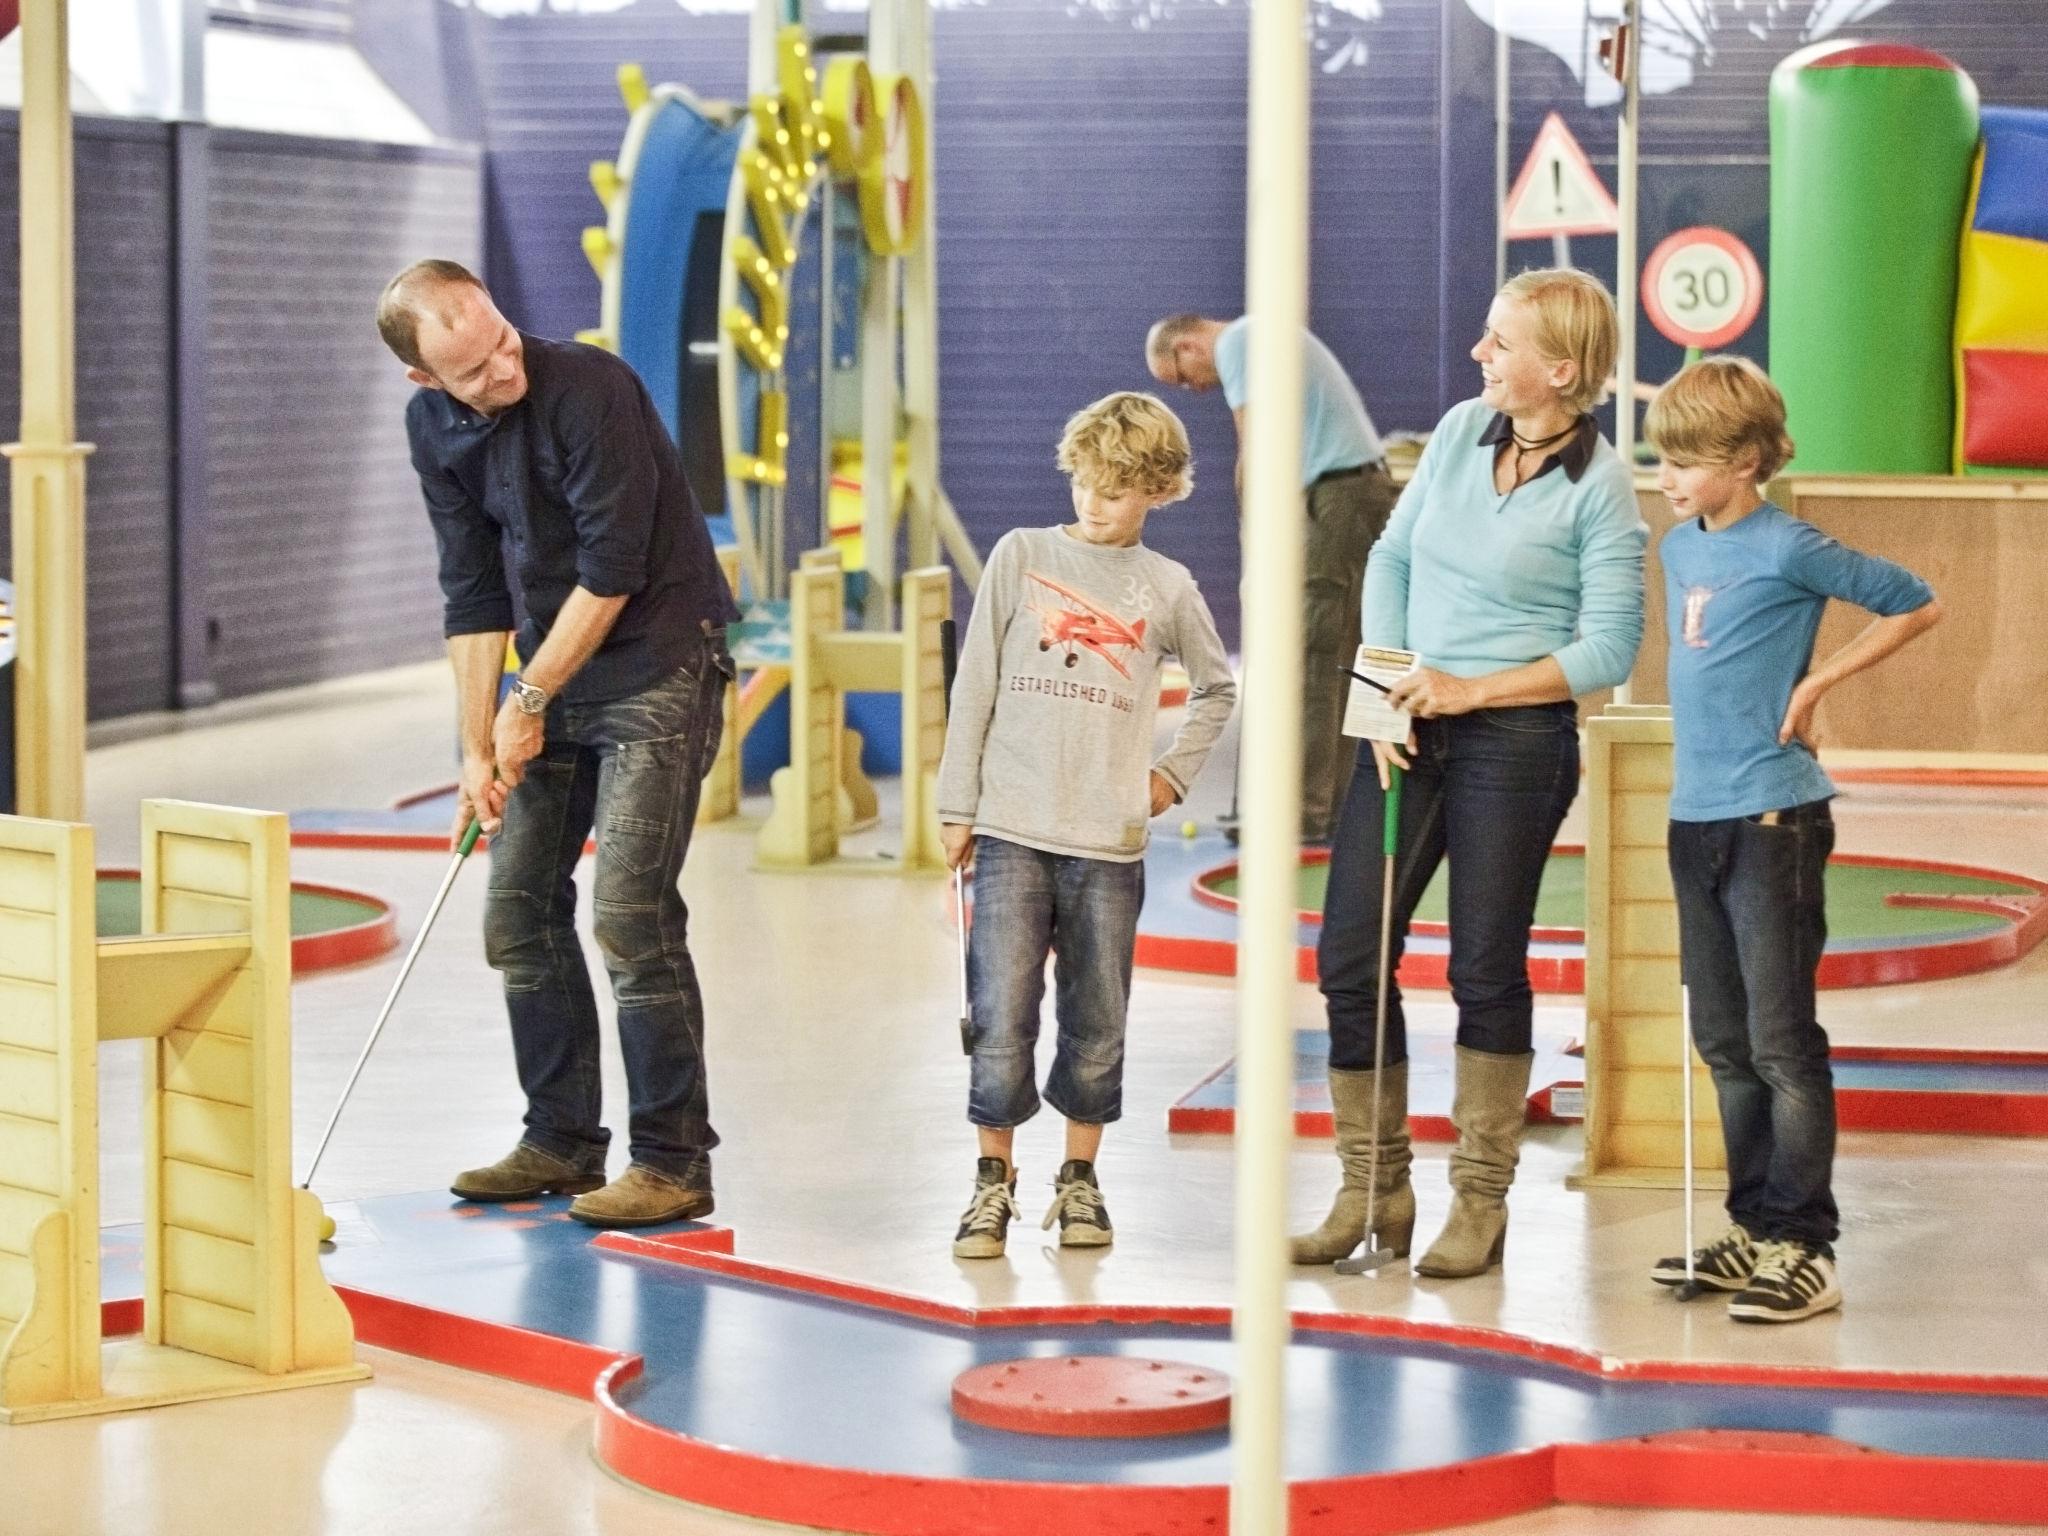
[1234,0,1308,1528]
[7,0,91,821]
[900,0,940,575]
[1615,0,1641,465]
[861,0,902,627]
[1494,0,1510,291]
[1613,0,1642,706]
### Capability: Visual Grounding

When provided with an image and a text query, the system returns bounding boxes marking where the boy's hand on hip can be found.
[1779,677,1824,748]
[1148,771,1178,817]
[492,696,545,788]
[942,823,975,870]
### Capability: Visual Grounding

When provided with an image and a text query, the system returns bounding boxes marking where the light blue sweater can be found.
[1361,397,1646,696]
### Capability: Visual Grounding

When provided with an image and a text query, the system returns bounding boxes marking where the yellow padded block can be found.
[1955,229,2048,350]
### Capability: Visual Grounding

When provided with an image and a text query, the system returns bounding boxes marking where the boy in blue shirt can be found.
[1644,357,1941,1323]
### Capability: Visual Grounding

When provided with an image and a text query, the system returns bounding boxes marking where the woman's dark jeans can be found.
[1318,703,1579,1068]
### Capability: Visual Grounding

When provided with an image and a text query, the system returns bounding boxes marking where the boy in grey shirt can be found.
[939,392,1235,1258]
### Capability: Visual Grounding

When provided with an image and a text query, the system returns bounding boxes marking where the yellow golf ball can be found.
[318,1212,337,1243]
[1181,819,1199,839]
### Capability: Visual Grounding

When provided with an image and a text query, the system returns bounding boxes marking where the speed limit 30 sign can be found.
[1642,227,1763,350]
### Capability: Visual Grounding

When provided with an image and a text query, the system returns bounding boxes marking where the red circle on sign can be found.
[1642,226,1763,350]
[952,1356,1231,1439]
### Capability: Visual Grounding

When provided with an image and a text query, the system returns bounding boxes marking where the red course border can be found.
[97,868,399,975]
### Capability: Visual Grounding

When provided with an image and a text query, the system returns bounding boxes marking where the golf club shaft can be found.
[301,819,481,1191]
[1363,764,1403,1245]
[955,865,970,1018]
[1681,982,1696,1282]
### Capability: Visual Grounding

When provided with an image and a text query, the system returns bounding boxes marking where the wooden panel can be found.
[1614,958,1681,1012]
[0,1248,33,1322]
[0,1184,52,1257]
[160,1159,257,1245]
[1598,1013,1691,1070]
[1629,480,2048,754]
[160,1163,260,1253]
[161,1226,256,1316]
[0,1044,59,1123]
[160,1027,253,1108]
[160,1291,259,1369]
[1606,1063,1721,1122]
[0,1113,61,1196]
[1612,847,1674,898]
[161,1096,256,1178]
[1596,1120,1727,1170]
[1611,790,1673,849]
[158,834,254,902]
[0,847,56,912]
[1612,746,1674,794]
[0,979,59,1052]
[1615,901,1679,956]
[157,889,247,937]
[0,910,58,984]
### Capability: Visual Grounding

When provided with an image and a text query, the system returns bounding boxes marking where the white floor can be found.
[5,661,2044,1534]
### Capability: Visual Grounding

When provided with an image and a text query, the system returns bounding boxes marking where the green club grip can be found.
[458,818,483,856]
[1382,764,1403,858]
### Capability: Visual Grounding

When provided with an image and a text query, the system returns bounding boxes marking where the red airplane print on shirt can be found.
[1025,572,1148,680]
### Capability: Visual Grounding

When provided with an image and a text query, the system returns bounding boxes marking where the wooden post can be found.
[1570,708,1724,1189]
[6,0,93,821]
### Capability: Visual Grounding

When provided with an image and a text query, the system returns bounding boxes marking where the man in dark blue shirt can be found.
[379,259,739,1229]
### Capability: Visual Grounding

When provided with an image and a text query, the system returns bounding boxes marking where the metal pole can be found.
[7,0,91,821]
[1234,0,1309,1525]
[860,0,902,628]
[1612,0,1642,706]
[1494,0,1510,291]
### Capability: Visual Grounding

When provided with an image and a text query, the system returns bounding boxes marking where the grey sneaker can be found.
[953,1158,1022,1259]
[568,1164,715,1229]
[1651,1224,1757,1292]
[451,1142,606,1202]
[1041,1159,1113,1248]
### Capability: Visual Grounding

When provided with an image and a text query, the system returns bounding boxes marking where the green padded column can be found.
[1769,42,1979,474]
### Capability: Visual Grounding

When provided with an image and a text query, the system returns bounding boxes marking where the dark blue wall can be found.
[376,0,2048,648]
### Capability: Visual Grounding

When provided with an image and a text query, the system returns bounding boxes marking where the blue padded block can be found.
[1972,106,2048,245]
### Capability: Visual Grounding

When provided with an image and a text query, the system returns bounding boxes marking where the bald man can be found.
[1147,315,1395,841]
[378,259,738,1228]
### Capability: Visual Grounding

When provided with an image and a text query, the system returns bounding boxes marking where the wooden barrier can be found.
[0,801,366,1424]
[757,551,950,872]
[1569,709,1725,1191]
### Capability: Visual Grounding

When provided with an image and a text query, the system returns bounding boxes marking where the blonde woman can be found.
[1294,270,1647,1278]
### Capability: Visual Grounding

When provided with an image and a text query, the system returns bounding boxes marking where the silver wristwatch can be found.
[510,676,550,716]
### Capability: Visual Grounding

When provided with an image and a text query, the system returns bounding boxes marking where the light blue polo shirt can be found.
[1663,503,1933,822]
[1214,318,1383,487]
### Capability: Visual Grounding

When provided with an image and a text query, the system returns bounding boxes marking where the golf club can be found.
[1336,762,1405,1276]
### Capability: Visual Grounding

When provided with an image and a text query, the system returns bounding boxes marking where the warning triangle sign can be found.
[1502,112,1620,239]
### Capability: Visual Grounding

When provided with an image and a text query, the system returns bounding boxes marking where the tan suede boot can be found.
[1416,1047,1534,1278]
[1290,1062,1414,1265]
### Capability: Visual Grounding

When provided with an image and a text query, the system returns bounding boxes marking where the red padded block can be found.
[1803,41,1961,71]
[952,1356,1231,1438]
[1962,349,2048,468]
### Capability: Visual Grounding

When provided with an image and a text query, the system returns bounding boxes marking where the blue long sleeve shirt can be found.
[1361,397,1646,696]
[1663,503,1934,821]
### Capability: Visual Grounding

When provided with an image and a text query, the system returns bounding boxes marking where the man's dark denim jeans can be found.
[1668,801,1840,1251]
[483,631,731,1187]
[1318,703,1579,1068]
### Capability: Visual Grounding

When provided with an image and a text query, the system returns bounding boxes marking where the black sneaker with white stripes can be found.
[1041,1159,1113,1248]
[1650,1224,1757,1293]
[952,1157,1022,1260]
[1728,1240,1841,1323]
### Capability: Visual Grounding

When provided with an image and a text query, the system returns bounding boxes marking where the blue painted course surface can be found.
[100,1193,2048,1484]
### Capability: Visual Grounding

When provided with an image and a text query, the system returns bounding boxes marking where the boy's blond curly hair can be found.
[1056,391,1194,502]
[1645,354,1796,482]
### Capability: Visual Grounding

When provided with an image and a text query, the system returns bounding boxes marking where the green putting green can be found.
[1206,853,2036,942]
[95,875,385,939]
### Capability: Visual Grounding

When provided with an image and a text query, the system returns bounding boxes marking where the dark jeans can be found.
[483,631,732,1186]
[1668,802,1839,1251]
[1318,704,1579,1068]
[966,836,1145,1129]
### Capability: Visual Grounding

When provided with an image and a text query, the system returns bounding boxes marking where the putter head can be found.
[1333,1243,1400,1276]
[960,1014,973,1057]
[1671,1279,1707,1302]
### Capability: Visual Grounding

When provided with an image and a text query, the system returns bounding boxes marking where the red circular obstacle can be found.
[951,1356,1230,1439]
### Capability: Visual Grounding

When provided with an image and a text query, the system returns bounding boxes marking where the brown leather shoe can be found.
[568,1164,715,1229]
[450,1142,607,1203]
